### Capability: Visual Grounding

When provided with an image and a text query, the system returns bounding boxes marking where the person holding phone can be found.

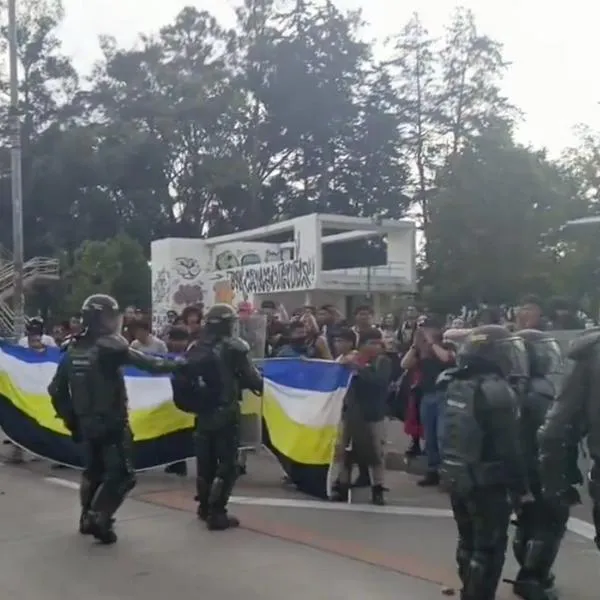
[400,316,455,487]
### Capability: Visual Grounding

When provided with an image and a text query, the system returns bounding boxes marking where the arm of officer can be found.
[47,354,77,435]
[98,334,184,374]
[538,359,589,500]
[228,338,263,395]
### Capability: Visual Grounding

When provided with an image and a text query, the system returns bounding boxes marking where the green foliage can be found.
[1,0,599,313]
[64,234,150,315]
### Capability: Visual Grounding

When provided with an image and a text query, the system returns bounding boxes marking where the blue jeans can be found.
[420,390,445,473]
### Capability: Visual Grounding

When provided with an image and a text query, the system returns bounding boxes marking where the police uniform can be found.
[510,330,574,599]
[538,328,600,550]
[439,325,530,600]
[48,294,185,544]
[175,303,263,530]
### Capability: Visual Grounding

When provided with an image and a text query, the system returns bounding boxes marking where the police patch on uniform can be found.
[469,334,488,342]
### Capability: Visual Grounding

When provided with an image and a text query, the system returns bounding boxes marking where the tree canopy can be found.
[1,0,599,316]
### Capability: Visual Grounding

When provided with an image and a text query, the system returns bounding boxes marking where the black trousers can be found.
[450,486,512,600]
[80,426,136,522]
[513,494,568,584]
[195,419,239,515]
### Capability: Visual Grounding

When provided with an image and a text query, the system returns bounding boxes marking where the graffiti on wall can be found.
[209,257,315,304]
[214,248,282,271]
[174,256,202,280]
[152,268,170,305]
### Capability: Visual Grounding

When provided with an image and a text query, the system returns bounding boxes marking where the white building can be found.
[150,213,416,331]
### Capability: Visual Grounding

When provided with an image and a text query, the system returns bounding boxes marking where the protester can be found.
[51,321,70,346]
[333,329,390,505]
[181,305,203,340]
[400,315,455,487]
[130,318,168,354]
[17,317,56,349]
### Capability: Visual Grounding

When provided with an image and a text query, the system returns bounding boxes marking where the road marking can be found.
[45,477,80,490]
[44,476,596,541]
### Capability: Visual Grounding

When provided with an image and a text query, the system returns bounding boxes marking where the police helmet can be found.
[81,294,121,334]
[516,329,564,378]
[458,324,529,379]
[204,303,238,336]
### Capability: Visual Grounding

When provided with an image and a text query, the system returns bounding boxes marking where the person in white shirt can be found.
[130,317,168,354]
[17,317,56,349]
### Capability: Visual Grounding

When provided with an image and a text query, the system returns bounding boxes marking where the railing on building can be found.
[0,254,59,337]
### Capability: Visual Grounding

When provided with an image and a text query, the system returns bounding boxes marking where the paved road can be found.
[1,447,599,599]
[0,463,445,600]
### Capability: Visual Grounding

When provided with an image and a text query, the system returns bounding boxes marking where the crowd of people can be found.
[5,291,600,599]
[9,293,589,493]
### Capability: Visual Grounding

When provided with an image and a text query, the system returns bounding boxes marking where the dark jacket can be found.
[351,354,392,423]
[539,329,600,502]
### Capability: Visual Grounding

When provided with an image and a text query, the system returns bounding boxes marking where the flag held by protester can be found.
[0,343,350,498]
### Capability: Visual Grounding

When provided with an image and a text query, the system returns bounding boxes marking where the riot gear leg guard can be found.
[196,477,209,521]
[206,425,240,531]
[79,474,101,535]
[512,502,567,600]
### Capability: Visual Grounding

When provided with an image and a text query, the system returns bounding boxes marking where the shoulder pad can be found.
[568,329,600,361]
[96,334,129,353]
[529,377,555,400]
[224,337,250,353]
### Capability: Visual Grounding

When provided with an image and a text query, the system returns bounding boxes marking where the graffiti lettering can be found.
[227,258,315,295]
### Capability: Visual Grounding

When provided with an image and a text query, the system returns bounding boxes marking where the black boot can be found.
[330,481,349,502]
[371,484,385,506]
[89,513,118,545]
[206,511,240,531]
[79,511,93,535]
[513,576,558,600]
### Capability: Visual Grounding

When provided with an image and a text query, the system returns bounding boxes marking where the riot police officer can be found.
[175,303,263,531]
[512,329,569,600]
[439,325,530,600]
[538,328,599,550]
[48,294,185,545]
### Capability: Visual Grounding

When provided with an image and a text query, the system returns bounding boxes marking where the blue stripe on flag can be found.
[0,343,351,392]
[262,358,351,392]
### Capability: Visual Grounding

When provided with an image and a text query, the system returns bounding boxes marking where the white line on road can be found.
[43,476,596,541]
[45,477,80,490]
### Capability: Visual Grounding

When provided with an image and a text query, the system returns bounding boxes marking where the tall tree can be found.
[437,7,515,155]
[386,13,440,243]
[424,126,574,310]
[0,0,81,256]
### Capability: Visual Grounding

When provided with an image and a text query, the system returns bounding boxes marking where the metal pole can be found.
[8,0,24,339]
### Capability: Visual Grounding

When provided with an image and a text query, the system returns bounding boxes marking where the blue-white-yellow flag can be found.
[0,343,351,498]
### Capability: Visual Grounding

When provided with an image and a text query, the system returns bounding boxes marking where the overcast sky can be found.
[57,0,598,156]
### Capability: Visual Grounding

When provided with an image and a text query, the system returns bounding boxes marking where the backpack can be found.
[440,378,484,492]
[170,341,220,415]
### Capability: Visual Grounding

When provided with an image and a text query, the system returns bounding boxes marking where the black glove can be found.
[563,485,582,506]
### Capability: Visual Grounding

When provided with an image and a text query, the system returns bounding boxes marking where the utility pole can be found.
[8,0,24,339]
